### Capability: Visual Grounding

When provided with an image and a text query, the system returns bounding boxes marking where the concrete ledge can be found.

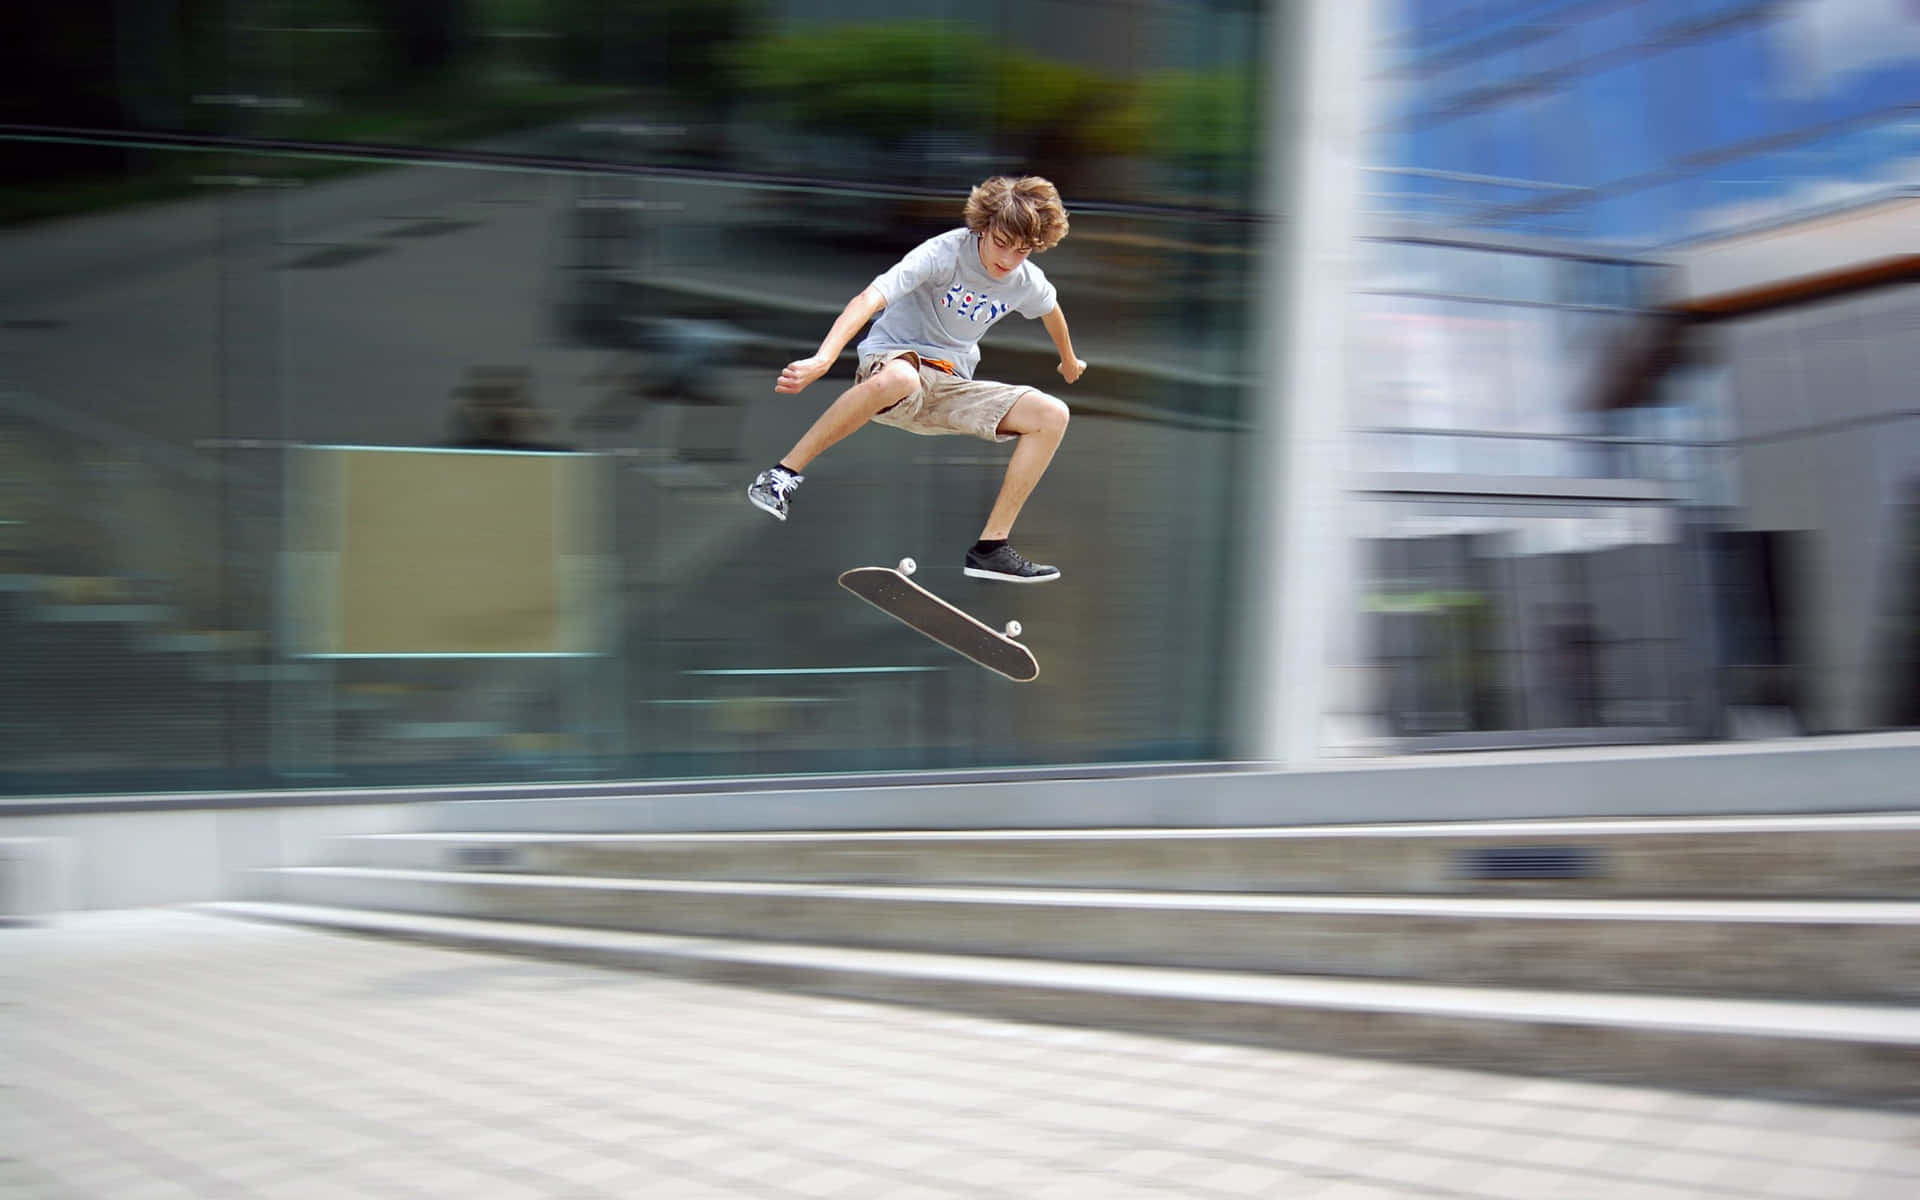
[416,735,1920,834]
[0,760,1214,818]
[10,734,1917,826]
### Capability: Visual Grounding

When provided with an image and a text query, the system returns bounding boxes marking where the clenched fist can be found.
[776,355,831,394]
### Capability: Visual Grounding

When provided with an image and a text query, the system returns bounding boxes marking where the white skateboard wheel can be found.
[1004,620,1022,639]
[898,557,917,576]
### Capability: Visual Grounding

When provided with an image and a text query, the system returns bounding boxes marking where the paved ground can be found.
[7,910,1919,1200]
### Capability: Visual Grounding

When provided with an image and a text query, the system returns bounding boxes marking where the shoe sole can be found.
[747,488,788,521]
[963,566,1059,583]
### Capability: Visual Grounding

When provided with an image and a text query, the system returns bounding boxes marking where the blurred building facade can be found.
[1311,0,1920,754]
[0,0,1913,796]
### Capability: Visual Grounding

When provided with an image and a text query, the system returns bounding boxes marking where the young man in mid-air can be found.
[748,175,1085,582]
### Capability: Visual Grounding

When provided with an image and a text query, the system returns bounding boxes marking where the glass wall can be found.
[0,0,1272,794]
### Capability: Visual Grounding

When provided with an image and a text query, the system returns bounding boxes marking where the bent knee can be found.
[868,359,921,400]
[1025,391,1070,436]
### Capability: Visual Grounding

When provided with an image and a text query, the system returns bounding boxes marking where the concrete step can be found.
[257,865,1920,1003]
[328,813,1920,899]
[194,900,1920,1109]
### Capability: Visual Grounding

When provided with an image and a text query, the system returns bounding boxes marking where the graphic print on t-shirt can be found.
[941,283,1009,325]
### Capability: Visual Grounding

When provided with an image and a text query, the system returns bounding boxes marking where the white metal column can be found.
[1234,0,1378,764]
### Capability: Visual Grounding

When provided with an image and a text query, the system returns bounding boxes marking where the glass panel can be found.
[1644,41,1716,162]
[1703,25,1787,148]
[1527,22,1584,76]
[1580,4,1645,61]
[1345,501,1696,746]
[1347,271,1653,461]
[1500,252,1557,305]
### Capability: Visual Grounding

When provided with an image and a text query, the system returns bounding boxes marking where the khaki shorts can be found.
[857,351,1029,443]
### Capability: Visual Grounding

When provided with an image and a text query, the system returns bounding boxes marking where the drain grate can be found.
[453,845,522,869]
[1459,845,1600,881]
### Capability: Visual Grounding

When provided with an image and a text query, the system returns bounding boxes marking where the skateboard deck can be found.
[839,560,1039,682]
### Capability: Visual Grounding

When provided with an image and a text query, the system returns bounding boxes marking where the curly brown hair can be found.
[963,176,1069,253]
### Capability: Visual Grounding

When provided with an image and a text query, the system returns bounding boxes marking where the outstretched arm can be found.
[1041,305,1086,384]
[776,286,887,394]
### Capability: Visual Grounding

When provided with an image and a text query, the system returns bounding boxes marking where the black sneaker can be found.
[963,543,1060,583]
[747,467,802,520]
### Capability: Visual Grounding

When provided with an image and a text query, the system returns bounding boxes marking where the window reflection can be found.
[1349,247,1670,479]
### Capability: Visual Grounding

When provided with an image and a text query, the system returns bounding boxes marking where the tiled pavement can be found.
[6,910,1918,1200]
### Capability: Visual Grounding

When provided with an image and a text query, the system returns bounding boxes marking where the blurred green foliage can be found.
[730,20,1256,174]
[730,23,999,145]
[1127,69,1260,171]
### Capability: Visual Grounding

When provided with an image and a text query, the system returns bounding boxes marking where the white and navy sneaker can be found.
[747,466,803,520]
[963,543,1060,583]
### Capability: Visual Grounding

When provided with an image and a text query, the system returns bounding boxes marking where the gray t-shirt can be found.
[858,228,1057,379]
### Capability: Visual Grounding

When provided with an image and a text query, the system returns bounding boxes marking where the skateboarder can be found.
[747,175,1085,583]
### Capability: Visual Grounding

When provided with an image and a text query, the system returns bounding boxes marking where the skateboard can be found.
[839,559,1039,682]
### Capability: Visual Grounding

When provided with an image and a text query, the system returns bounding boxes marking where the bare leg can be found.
[979,391,1070,540]
[780,360,920,471]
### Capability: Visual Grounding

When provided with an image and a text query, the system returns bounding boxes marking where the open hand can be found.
[776,355,831,394]
[1057,357,1087,385]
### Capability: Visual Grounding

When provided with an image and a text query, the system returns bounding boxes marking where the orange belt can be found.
[920,357,959,376]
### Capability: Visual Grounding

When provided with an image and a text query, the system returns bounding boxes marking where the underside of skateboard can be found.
[838,558,1039,682]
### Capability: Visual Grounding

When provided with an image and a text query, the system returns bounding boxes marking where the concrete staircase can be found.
[207,808,1920,1107]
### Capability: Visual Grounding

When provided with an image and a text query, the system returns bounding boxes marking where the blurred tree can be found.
[1097,68,1259,174]
[730,23,1000,148]
[730,21,1257,194]
[991,49,1118,185]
